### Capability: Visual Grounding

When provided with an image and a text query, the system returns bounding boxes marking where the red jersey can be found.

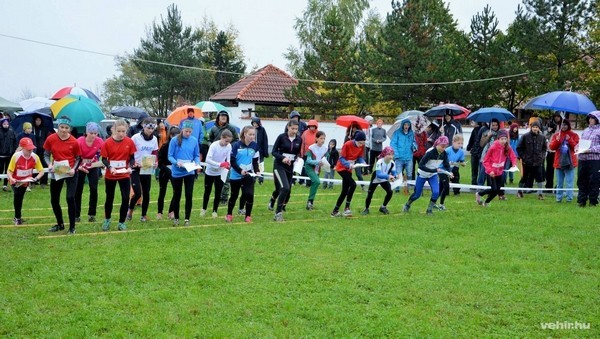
[335,140,365,173]
[43,133,81,168]
[101,137,136,180]
[8,151,44,186]
[78,136,104,169]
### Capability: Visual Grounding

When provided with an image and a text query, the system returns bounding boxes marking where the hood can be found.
[329,139,337,148]
[216,110,230,126]
[307,119,318,128]
[587,111,600,125]
[251,116,262,127]
[289,110,301,120]
[400,118,413,134]
[509,123,519,139]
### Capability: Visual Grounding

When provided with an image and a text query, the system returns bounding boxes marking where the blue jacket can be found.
[390,119,416,161]
[168,135,200,178]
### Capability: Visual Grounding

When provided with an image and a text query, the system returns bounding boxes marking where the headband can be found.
[56,118,71,127]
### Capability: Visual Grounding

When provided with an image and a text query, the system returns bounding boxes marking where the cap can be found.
[497,130,508,139]
[434,135,449,146]
[19,137,36,150]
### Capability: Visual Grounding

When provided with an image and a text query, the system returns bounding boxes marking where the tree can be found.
[205,30,246,94]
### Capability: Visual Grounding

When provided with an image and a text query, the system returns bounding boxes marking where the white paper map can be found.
[575,140,591,154]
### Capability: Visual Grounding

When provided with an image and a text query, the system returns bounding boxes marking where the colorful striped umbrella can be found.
[50,95,105,128]
[51,86,101,103]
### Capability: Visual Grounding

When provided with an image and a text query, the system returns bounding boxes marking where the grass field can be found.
[1,163,598,337]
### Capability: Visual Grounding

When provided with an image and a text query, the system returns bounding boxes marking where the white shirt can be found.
[131,133,158,170]
[205,140,232,176]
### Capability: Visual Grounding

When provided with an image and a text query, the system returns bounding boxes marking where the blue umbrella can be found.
[524,91,596,115]
[110,106,149,120]
[467,107,516,122]
[10,108,54,133]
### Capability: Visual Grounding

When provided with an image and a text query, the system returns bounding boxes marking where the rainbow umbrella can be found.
[51,86,101,102]
[50,95,105,128]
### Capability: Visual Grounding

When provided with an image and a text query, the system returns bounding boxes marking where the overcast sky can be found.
[0,0,522,103]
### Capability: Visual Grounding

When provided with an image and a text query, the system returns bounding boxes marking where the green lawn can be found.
[0,162,598,337]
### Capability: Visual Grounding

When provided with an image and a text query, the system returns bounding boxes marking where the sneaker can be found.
[273,212,284,222]
[225,214,233,223]
[426,204,434,215]
[403,203,410,213]
[244,216,252,223]
[140,216,147,222]
[483,202,490,207]
[342,208,352,217]
[173,219,179,226]
[200,209,206,217]
[379,206,390,215]
[88,215,96,222]
[75,217,81,223]
[306,201,313,210]
[102,219,111,231]
[117,222,127,231]
[156,213,163,220]
[2,186,8,192]
[475,192,482,205]
[498,195,507,201]
[168,212,175,220]
[538,194,545,200]
[517,191,524,199]
[361,208,370,215]
[48,224,65,232]
[67,227,76,234]
[126,209,133,221]
[212,211,218,218]
[437,204,446,211]
[26,186,31,192]
[331,210,341,217]
[238,209,246,215]
[13,218,23,226]
[268,202,274,211]
[184,219,190,226]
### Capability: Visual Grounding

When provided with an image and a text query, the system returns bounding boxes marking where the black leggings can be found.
[364,180,392,209]
[157,167,174,214]
[0,157,9,186]
[129,170,152,216]
[75,168,100,218]
[50,174,78,229]
[171,174,195,220]
[335,170,357,209]
[105,178,130,223]
[272,166,293,213]
[12,185,27,219]
[478,175,503,203]
[203,175,224,212]
[228,176,255,217]
[438,174,450,204]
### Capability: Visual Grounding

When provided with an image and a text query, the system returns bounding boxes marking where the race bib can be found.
[16,169,33,177]
[110,160,126,169]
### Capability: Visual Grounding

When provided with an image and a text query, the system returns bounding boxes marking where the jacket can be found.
[0,125,17,156]
[578,111,600,161]
[548,126,579,169]
[252,118,269,161]
[516,130,547,166]
[483,140,517,177]
[390,119,416,161]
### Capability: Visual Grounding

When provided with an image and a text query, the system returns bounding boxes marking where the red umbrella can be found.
[335,115,370,129]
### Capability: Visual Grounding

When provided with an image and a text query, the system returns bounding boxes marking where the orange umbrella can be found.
[166,105,203,126]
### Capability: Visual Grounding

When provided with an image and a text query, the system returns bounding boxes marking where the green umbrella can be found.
[51,95,105,128]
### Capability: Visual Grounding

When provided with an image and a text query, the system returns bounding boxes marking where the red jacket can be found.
[483,140,517,177]
[548,129,579,169]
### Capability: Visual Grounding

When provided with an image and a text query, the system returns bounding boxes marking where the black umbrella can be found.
[10,108,54,133]
[109,106,149,120]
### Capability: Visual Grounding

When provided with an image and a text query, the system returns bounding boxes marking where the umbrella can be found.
[335,115,370,129]
[10,108,54,133]
[50,95,105,128]
[0,96,22,112]
[395,110,425,121]
[467,107,516,122]
[424,104,470,119]
[387,115,431,138]
[109,106,149,120]
[194,101,229,113]
[51,86,101,103]
[19,97,56,112]
[523,91,596,115]
[166,105,203,127]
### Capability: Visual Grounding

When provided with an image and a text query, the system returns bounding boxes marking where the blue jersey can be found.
[445,147,465,168]
[168,135,200,178]
[230,141,260,180]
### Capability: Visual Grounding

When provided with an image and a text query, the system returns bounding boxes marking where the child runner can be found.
[305,131,328,210]
[322,139,339,189]
[44,116,81,234]
[361,146,397,215]
[100,119,136,231]
[168,120,201,226]
[127,117,159,222]
[202,130,233,218]
[270,119,303,222]
[75,122,104,223]
[437,134,466,210]
[476,130,517,206]
[403,136,452,215]
[156,126,179,220]
[6,137,45,225]
[226,126,261,223]
[331,130,367,217]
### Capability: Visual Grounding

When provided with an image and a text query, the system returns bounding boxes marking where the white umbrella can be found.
[387,115,430,138]
[19,97,56,112]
